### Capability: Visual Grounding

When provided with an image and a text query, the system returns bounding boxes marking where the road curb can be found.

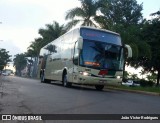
[105,87,160,96]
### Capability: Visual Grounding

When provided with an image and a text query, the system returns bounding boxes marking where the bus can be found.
[38,26,132,90]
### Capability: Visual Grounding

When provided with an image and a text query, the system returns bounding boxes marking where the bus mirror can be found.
[125,44,132,58]
[78,37,83,50]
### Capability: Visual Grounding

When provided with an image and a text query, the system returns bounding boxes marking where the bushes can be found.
[139,79,154,87]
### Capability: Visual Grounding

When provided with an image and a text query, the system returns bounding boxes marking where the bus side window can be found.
[73,42,78,65]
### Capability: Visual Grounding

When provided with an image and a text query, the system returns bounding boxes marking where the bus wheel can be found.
[95,85,104,91]
[63,74,72,87]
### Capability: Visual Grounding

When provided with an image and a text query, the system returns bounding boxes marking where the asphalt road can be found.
[0,76,160,123]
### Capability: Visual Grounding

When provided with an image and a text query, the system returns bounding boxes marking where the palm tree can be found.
[26,21,65,58]
[38,21,66,46]
[65,0,102,30]
[27,37,48,78]
[25,21,66,77]
[27,38,43,58]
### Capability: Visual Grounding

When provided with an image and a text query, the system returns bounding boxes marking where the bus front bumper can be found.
[78,75,122,86]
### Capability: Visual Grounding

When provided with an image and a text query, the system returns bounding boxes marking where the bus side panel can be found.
[61,31,75,82]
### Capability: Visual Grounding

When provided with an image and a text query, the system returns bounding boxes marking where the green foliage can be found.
[26,21,65,58]
[65,0,103,30]
[139,79,154,87]
[130,73,138,80]
[98,0,151,65]
[147,73,157,82]
[141,11,160,86]
[38,21,65,45]
[0,48,11,70]
[122,71,130,81]
[13,53,27,76]
[97,0,152,83]
[118,85,160,93]
[26,38,43,57]
[99,0,143,29]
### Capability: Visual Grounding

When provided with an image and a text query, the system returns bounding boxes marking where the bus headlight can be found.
[80,71,91,76]
[116,76,121,79]
[83,72,89,76]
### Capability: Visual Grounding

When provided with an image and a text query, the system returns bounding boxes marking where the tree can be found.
[99,0,142,45]
[139,69,146,79]
[98,0,151,80]
[0,48,11,70]
[130,73,138,80]
[25,21,65,78]
[13,53,27,76]
[141,10,160,86]
[99,0,148,58]
[27,38,43,57]
[99,0,143,29]
[147,73,157,83]
[65,0,103,30]
[27,21,65,57]
[38,21,65,46]
[150,10,160,17]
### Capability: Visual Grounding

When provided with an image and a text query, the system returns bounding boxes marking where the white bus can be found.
[38,26,132,90]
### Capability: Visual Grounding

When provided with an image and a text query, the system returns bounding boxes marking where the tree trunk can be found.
[156,69,160,86]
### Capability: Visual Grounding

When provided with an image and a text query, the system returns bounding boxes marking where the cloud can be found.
[0,0,80,54]
[0,0,80,27]
[0,39,21,57]
[0,26,40,52]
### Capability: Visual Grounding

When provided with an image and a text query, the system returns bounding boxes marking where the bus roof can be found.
[40,26,120,50]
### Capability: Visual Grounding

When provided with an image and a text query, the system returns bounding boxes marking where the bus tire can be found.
[63,74,72,87]
[95,85,104,91]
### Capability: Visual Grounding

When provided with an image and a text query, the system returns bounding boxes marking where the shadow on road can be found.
[42,81,115,93]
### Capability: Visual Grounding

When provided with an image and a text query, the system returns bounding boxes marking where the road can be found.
[0,76,160,123]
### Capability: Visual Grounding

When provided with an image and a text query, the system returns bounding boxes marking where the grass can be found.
[107,85,160,93]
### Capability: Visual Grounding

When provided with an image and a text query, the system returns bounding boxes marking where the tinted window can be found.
[80,40,123,70]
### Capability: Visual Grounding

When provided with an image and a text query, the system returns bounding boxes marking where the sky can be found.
[0,0,160,62]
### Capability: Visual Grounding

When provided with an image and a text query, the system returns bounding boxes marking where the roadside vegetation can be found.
[11,0,160,88]
[108,85,160,94]
[0,49,11,71]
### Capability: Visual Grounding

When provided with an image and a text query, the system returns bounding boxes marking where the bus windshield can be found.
[80,39,124,70]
